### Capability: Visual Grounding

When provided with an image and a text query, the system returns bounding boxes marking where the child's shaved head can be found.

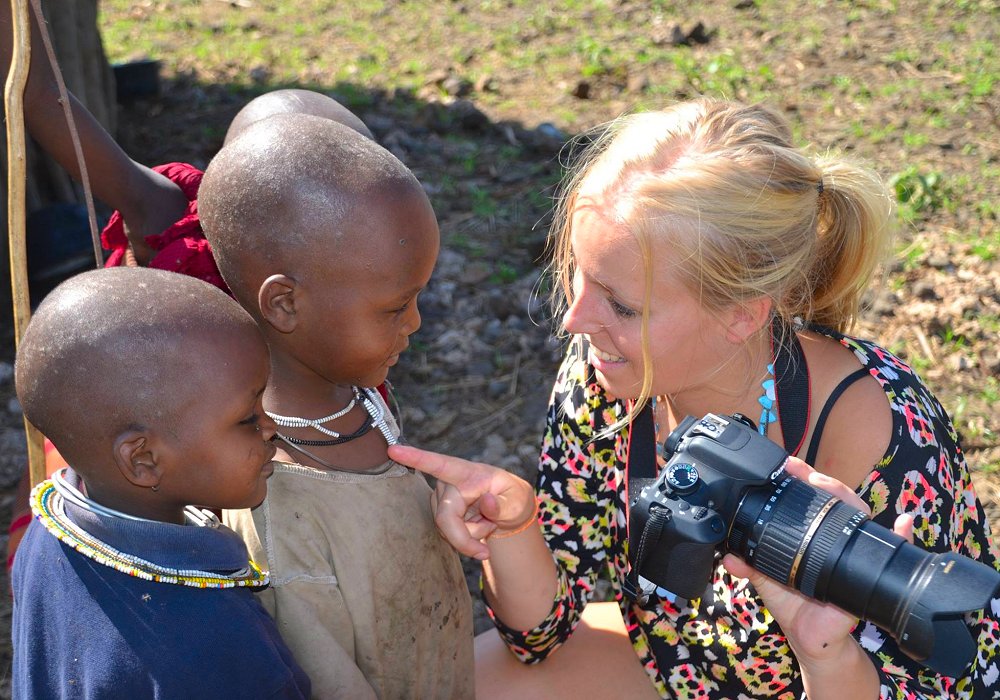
[199,112,425,314]
[224,88,373,143]
[15,267,262,469]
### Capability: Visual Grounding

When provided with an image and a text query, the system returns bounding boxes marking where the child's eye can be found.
[391,296,417,315]
[609,298,637,319]
[239,413,260,427]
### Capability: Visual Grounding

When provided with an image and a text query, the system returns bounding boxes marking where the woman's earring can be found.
[151,484,160,492]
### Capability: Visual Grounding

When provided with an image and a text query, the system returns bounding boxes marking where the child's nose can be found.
[259,412,278,442]
[404,303,422,335]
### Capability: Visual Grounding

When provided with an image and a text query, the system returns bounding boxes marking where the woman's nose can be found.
[562,292,598,335]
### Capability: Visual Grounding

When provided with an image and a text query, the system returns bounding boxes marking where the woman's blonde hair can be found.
[548,98,896,416]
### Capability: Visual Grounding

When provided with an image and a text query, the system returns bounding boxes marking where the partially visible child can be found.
[12,266,310,698]
[100,88,376,289]
[5,75,376,569]
[199,113,475,699]
[223,87,374,144]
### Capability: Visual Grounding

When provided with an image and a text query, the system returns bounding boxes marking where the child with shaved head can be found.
[12,267,310,698]
[200,113,474,699]
[5,85,376,571]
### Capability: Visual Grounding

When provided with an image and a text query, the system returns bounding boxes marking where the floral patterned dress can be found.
[488,330,1000,699]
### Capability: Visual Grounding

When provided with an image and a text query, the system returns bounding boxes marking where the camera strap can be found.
[771,321,811,456]
[624,401,660,602]
[626,320,809,493]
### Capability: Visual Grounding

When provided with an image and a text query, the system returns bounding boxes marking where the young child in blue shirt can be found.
[12,266,311,699]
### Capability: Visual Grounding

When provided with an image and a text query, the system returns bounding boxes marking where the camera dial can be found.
[665,463,699,493]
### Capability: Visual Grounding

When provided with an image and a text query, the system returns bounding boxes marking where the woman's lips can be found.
[590,343,626,370]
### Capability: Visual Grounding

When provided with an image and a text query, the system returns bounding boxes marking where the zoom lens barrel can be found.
[727,471,1000,676]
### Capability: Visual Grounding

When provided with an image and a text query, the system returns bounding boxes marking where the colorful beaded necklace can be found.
[31,469,268,589]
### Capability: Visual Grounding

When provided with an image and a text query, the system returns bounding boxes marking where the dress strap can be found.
[804,367,871,466]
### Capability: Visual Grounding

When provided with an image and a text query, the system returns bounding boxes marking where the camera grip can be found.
[634,501,727,600]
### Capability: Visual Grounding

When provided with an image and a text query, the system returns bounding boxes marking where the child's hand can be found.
[388,444,536,560]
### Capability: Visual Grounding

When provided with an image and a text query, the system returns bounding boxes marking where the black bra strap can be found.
[804,367,871,466]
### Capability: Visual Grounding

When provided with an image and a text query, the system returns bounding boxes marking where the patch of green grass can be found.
[902,132,929,148]
[490,262,520,284]
[982,377,1000,406]
[970,231,1000,261]
[469,186,498,217]
[669,50,774,100]
[888,167,950,223]
[896,238,927,271]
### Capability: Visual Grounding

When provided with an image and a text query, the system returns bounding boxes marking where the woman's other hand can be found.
[722,457,913,697]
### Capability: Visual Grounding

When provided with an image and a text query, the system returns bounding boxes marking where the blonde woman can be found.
[391,99,999,699]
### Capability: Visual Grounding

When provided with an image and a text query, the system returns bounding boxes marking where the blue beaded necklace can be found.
[758,362,777,435]
[653,359,777,452]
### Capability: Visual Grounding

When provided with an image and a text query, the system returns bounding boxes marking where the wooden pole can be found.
[6,0,45,487]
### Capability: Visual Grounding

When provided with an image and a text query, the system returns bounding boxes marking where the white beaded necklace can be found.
[266,387,360,438]
[269,386,397,447]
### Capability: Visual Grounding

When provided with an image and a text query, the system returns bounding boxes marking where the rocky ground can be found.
[0,1,997,693]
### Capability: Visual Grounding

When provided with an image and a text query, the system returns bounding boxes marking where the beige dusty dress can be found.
[224,411,474,699]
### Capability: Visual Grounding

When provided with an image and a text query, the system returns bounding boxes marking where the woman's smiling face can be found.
[561,194,735,401]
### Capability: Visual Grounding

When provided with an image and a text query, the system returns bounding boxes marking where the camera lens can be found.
[727,472,1000,676]
[728,476,862,593]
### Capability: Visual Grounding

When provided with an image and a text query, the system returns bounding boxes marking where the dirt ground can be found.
[0,1,997,694]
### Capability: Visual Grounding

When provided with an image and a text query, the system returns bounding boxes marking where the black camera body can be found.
[627,413,1000,677]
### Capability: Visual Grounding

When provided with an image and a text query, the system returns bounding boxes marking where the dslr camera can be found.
[627,413,1000,677]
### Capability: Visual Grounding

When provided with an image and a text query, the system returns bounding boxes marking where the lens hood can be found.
[893,551,1000,677]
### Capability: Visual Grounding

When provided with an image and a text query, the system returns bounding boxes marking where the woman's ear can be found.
[724,296,773,344]
[259,274,298,334]
[112,430,163,489]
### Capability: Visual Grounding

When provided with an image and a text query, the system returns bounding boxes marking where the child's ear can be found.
[112,429,163,489]
[259,274,298,333]
[724,296,773,344]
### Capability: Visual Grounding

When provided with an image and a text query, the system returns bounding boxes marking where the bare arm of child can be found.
[0,4,187,264]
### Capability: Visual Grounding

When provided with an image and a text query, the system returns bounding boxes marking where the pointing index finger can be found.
[388,444,473,487]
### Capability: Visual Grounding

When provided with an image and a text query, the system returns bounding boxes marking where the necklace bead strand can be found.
[31,473,268,589]
[266,387,362,439]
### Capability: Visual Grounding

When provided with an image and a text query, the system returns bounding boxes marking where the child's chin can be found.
[358,368,390,388]
[243,492,267,510]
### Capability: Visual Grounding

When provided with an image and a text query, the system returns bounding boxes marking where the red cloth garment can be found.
[100,162,229,293]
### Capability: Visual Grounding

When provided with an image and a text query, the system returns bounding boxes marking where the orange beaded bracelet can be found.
[488,498,539,540]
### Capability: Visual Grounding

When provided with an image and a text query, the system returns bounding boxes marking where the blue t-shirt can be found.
[12,476,311,699]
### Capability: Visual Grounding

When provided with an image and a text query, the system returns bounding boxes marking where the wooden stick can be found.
[6,0,45,487]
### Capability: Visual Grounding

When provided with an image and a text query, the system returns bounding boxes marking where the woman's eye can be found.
[609,298,637,318]
[240,413,259,427]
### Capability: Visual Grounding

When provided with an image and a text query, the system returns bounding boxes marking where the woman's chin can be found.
[593,369,641,402]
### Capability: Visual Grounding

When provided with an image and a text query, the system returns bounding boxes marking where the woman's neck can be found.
[658,329,773,434]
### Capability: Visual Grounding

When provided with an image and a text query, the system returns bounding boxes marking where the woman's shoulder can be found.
[809,327,945,417]
[808,325,939,398]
